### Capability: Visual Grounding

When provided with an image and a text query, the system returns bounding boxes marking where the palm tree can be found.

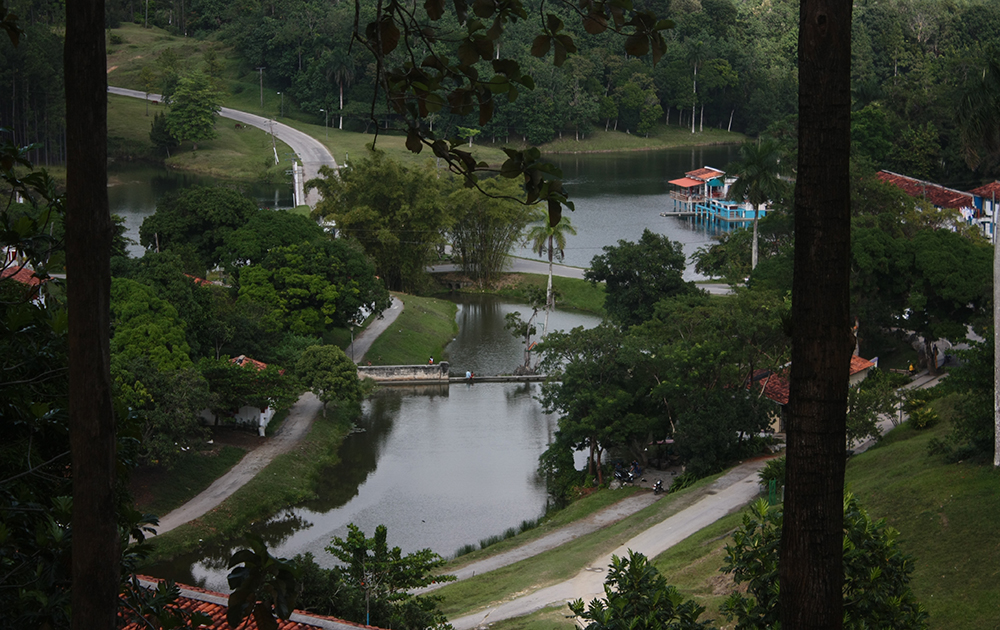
[725,138,790,270]
[525,213,577,334]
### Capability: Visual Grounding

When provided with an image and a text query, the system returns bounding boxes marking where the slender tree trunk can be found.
[66,0,119,629]
[700,103,704,132]
[544,234,553,334]
[781,1,854,628]
[728,108,734,132]
[751,204,760,269]
[339,80,344,129]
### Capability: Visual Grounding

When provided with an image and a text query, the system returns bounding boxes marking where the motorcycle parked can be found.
[653,479,664,495]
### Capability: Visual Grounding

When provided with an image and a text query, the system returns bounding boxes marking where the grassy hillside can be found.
[640,400,999,629]
[108,93,294,181]
[362,293,458,366]
[105,23,743,176]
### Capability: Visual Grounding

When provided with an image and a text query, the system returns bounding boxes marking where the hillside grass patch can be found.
[362,293,458,366]
[434,472,733,618]
[131,445,246,518]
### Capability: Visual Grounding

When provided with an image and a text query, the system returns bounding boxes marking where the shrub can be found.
[909,406,938,430]
[757,456,785,488]
[669,471,699,493]
[721,495,928,629]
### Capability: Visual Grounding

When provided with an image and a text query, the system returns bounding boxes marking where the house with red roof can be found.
[199,355,279,436]
[120,576,381,630]
[750,355,876,433]
[875,170,993,236]
[665,166,769,229]
[1,264,47,304]
[968,181,1000,239]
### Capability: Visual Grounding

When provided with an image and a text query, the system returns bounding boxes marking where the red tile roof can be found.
[968,181,1000,198]
[121,577,381,630]
[876,171,974,210]
[231,355,269,371]
[685,167,725,181]
[750,370,790,406]
[185,273,214,286]
[849,355,875,376]
[669,177,703,188]
[750,355,874,405]
[1,265,43,286]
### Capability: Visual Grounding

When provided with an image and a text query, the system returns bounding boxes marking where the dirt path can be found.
[154,392,323,535]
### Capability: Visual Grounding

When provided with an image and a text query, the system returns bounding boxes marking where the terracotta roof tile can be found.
[231,354,269,371]
[121,576,385,630]
[968,181,1000,198]
[1,265,43,286]
[685,167,725,181]
[849,355,875,375]
[876,171,974,210]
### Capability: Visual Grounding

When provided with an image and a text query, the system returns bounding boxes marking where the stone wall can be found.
[358,362,450,382]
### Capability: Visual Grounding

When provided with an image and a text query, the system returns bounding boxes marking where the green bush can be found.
[721,495,928,629]
[669,471,699,493]
[909,406,938,430]
[757,456,785,488]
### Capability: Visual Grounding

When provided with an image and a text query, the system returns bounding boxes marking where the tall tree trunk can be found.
[544,234,553,334]
[728,108,734,132]
[65,0,119,629]
[339,80,344,129]
[751,204,760,269]
[781,1,854,628]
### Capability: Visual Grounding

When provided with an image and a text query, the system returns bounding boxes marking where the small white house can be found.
[199,355,278,436]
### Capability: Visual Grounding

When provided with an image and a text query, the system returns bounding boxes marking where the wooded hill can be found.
[3,0,1000,188]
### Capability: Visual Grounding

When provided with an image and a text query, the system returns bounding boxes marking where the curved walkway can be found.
[446,460,767,629]
[155,392,323,534]
[107,86,337,207]
[153,298,406,534]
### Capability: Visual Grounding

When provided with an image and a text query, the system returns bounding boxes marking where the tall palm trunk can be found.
[751,203,760,269]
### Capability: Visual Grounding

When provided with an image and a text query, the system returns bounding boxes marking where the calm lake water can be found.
[135,145,736,591]
[111,145,736,273]
[148,296,601,592]
[513,146,738,278]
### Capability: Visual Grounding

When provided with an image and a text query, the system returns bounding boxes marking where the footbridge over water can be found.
[357,363,545,384]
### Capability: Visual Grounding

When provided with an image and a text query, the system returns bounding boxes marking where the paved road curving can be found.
[446,460,768,629]
[107,86,337,207]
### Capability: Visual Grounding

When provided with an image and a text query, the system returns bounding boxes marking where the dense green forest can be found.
[3,0,1000,187]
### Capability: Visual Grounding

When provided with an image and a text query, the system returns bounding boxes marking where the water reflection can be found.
[512,145,739,276]
[445,294,603,376]
[108,164,294,258]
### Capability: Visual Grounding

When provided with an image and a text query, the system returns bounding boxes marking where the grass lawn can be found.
[631,401,999,630]
[540,126,745,153]
[107,93,293,182]
[131,445,246,518]
[433,471,743,618]
[494,272,605,315]
[362,293,458,366]
[141,405,355,565]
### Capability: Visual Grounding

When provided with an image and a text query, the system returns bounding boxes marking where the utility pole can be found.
[277,91,283,118]
[256,66,265,114]
[320,108,328,138]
